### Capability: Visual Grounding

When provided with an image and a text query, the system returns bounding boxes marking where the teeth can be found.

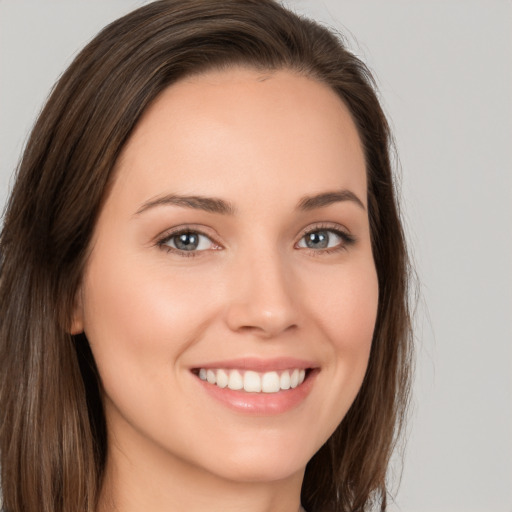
[280,371,291,390]
[244,371,261,392]
[198,368,307,393]
[261,371,280,393]
[290,369,299,388]
[228,370,243,390]
[216,369,229,388]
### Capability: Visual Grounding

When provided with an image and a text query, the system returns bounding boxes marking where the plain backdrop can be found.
[1,1,511,511]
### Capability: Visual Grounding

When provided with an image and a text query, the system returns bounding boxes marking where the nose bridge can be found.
[225,239,299,337]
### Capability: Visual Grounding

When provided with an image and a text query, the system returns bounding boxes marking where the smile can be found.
[191,358,317,414]
[197,368,307,393]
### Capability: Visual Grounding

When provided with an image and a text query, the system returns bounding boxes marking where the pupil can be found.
[307,231,328,249]
[175,233,198,251]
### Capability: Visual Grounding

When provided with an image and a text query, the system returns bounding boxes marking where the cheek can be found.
[80,250,219,387]
[309,256,378,351]
[307,257,378,414]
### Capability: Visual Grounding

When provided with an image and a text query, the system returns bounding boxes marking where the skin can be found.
[72,67,379,512]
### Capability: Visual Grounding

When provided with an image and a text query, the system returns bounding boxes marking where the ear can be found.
[69,287,85,335]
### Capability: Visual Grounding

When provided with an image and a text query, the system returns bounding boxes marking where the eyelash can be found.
[156,224,356,258]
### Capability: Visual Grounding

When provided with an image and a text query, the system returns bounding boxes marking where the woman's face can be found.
[73,68,378,485]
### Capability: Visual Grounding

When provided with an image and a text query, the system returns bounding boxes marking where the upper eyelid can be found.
[156,225,220,244]
[297,222,352,238]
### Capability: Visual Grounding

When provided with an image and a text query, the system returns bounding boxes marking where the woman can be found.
[0,1,412,511]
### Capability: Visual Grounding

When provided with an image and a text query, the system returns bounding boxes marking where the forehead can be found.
[113,67,367,209]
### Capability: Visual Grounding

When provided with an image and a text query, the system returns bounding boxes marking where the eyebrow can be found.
[135,188,365,216]
[297,190,366,211]
[135,194,236,216]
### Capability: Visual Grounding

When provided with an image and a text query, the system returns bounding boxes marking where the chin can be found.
[206,454,307,484]
[187,429,320,484]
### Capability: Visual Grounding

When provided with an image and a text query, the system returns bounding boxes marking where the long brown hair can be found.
[0,1,413,511]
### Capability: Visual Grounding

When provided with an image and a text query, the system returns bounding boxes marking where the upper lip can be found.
[191,357,318,372]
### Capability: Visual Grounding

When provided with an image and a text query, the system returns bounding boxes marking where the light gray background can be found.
[1,1,511,511]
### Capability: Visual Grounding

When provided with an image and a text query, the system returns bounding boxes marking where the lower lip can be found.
[194,370,317,414]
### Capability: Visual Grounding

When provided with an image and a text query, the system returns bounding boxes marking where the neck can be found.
[97,436,305,512]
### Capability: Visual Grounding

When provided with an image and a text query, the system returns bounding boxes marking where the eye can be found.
[297,228,354,251]
[159,230,217,253]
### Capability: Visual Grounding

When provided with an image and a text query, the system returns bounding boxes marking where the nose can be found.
[224,250,299,338]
